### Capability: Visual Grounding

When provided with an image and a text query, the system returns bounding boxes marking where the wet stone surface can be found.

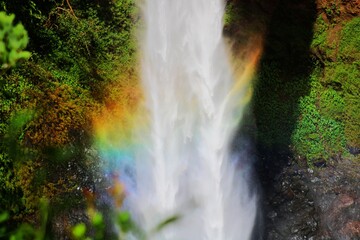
[261,158,360,240]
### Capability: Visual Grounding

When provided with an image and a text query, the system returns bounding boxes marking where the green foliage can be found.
[0,211,9,237]
[0,199,49,239]
[254,59,355,166]
[72,223,86,239]
[0,109,34,215]
[323,63,359,92]
[339,17,360,60]
[152,215,180,233]
[70,210,180,240]
[321,25,360,148]
[0,152,22,215]
[319,88,344,120]
[324,2,340,20]
[3,110,35,167]
[311,16,328,49]
[1,205,178,240]
[0,212,9,223]
[255,10,359,166]
[224,3,239,27]
[323,62,360,148]
[291,73,346,165]
[253,62,308,149]
[0,0,138,225]
[0,11,30,69]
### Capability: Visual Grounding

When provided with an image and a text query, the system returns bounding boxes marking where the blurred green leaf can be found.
[0,11,31,70]
[0,212,9,223]
[118,211,131,233]
[92,212,103,226]
[10,223,36,239]
[37,198,49,240]
[118,211,130,223]
[72,223,86,239]
[153,215,180,233]
[0,227,6,237]
[5,109,35,164]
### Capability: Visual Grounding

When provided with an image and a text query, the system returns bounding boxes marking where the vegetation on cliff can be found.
[0,0,137,234]
[292,4,359,165]
[225,0,359,166]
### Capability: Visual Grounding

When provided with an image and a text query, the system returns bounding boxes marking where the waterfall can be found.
[127,0,258,239]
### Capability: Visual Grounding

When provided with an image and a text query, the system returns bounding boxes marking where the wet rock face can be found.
[261,158,360,240]
[309,160,360,240]
[263,164,319,239]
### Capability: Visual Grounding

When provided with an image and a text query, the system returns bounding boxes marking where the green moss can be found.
[319,88,345,120]
[255,62,351,165]
[324,63,359,94]
[324,2,340,20]
[339,17,360,60]
[311,16,328,49]
[290,57,358,164]
[311,15,342,58]
[253,63,308,149]
[344,96,360,147]
[224,3,239,27]
[322,62,360,148]
[292,72,346,165]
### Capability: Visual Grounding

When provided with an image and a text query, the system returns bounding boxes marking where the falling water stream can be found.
[127,0,258,239]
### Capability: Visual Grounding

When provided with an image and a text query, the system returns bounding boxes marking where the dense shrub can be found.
[0,0,137,225]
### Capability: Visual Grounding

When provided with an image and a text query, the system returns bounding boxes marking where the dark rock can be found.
[348,146,360,155]
[340,221,360,239]
[262,159,359,240]
[314,160,327,168]
[267,210,278,219]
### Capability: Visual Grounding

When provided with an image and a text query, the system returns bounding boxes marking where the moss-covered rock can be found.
[232,0,360,166]
[293,13,360,164]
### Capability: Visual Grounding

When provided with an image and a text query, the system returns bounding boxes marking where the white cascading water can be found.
[128,0,258,239]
